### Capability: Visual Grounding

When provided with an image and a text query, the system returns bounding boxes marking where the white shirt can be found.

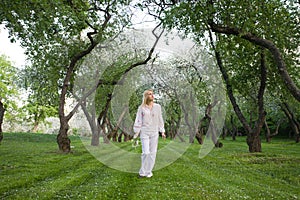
[133,103,165,133]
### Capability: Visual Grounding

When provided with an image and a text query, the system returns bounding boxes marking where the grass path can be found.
[0,133,299,199]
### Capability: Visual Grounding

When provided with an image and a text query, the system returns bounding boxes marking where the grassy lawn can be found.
[0,132,299,200]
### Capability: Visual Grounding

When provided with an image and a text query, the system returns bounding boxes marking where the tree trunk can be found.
[230,115,237,140]
[221,125,228,140]
[195,131,203,144]
[0,100,5,143]
[107,106,127,142]
[117,132,123,142]
[169,119,176,139]
[90,117,100,146]
[197,117,206,145]
[56,13,108,152]
[111,128,118,142]
[281,102,300,143]
[98,120,109,144]
[123,131,130,142]
[264,120,271,143]
[96,94,112,144]
[170,116,181,140]
[102,127,110,144]
[57,88,71,152]
[88,115,101,146]
[32,120,39,133]
[208,30,266,152]
[91,129,100,146]
[76,97,101,146]
[247,50,267,152]
[210,120,223,148]
[57,117,71,152]
[180,96,198,143]
[264,119,281,143]
[197,100,222,147]
[247,132,262,152]
[209,34,252,134]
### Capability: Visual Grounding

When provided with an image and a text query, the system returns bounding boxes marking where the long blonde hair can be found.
[141,89,153,107]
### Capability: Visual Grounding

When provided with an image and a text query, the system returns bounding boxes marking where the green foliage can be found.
[0,0,298,140]
[21,100,57,131]
[0,133,299,199]
[0,55,18,102]
[162,0,299,132]
[0,0,89,106]
[164,97,181,135]
[0,55,20,123]
[0,0,134,108]
[17,67,58,131]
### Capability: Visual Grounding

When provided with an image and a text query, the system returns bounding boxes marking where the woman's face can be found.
[146,91,154,101]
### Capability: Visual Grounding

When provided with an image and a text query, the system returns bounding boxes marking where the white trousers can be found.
[139,131,159,177]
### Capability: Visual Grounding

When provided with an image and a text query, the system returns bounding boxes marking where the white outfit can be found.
[133,103,165,177]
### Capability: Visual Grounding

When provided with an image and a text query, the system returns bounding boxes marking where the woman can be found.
[133,89,166,178]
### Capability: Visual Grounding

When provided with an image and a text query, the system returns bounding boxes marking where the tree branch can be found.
[208,29,252,133]
[255,49,267,131]
[209,22,300,102]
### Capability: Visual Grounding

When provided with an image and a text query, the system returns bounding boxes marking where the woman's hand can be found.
[162,132,166,139]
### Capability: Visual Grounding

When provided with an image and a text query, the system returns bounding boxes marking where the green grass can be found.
[0,133,299,200]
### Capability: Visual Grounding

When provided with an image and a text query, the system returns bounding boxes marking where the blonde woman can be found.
[133,89,166,178]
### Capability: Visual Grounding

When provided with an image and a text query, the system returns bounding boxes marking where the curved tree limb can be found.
[208,29,252,133]
[208,22,300,102]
